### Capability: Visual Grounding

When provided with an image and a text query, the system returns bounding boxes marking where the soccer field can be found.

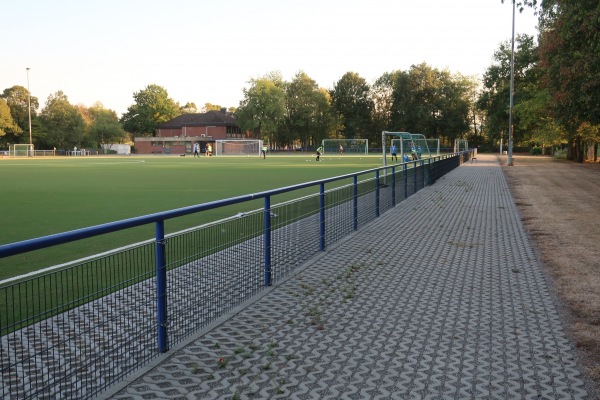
[0,154,383,279]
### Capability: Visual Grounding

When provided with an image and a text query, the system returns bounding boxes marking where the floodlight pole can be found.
[507,0,516,166]
[26,67,32,147]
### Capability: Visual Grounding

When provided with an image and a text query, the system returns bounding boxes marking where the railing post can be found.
[155,220,168,353]
[403,163,408,200]
[319,183,325,251]
[391,166,396,207]
[353,175,358,230]
[375,170,380,217]
[413,161,418,194]
[421,159,426,188]
[264,196,272,286]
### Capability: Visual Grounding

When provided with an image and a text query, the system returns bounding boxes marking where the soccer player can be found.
[339,145,344,155]
[261,145,267,159]
[316,145,323,161]
[390,144,398,162]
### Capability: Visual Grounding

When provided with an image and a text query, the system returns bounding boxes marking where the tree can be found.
[0,97,20,146]
[1,85,39,144]
[201,103,222,112]
[121,84,180,137]
[39,91,85,149]
[330,72,373,140]
[537,0,600,161]
[180,102,198,114]
[312,88,337,144]
[371,71,400,137]
[477,34,539,147]
[386,64,470,145]
[235,72,286,144]
[285,71,325,149]
[88,102,127,148]
[76,104,94,147]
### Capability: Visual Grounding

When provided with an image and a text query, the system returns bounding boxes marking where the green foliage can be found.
[1,85,39,134]
[384,65,471,143]
[88,103,126,146]
[121,84,180,137]
[39,91,85,149]
[180,102,198,114]
[553,149,567,159]
[529,146,542,155]
[235,72,286,142]
[538,0,600,127]
[331,72,373,140]
[478,34,539,146]
[285,71,332,149]
[1,85,39,146]
[0,97,20,139]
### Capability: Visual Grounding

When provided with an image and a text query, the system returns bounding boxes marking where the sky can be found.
[2,0,539,117]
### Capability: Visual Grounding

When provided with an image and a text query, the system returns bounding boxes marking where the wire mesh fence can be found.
[0,152,471,399]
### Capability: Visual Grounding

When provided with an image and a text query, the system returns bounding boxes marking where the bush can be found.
[530,147,542,155]
[554,149,567,159]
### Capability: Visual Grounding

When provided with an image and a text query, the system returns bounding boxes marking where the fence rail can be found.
[0,152,471,399]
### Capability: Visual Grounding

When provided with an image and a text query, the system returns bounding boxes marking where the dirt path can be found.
[501,155,600,392]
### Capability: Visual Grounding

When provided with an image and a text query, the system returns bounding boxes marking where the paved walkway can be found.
[100,155,592,399]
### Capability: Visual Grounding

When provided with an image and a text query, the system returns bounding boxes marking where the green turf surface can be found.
[0,154,384,280]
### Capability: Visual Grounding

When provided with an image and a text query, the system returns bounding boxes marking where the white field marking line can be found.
[1,160,146,166]
[1,188,330,285]
[0,208,262,286]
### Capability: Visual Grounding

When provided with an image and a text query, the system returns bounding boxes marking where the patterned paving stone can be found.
[100,155,592,399]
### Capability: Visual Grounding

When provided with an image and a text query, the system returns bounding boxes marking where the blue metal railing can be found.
[0,151,471,399]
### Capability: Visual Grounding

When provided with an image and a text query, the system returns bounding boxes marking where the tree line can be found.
[1,1,597,161]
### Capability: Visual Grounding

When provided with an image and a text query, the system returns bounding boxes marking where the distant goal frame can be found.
[214,139,263,156]
[9,144,35,157]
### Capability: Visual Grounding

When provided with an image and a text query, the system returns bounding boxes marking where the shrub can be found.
[554,149,567,159]
[530,147,542,155]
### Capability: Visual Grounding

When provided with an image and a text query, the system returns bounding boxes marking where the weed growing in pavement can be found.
[217,357,228,369]
[191,363,200,374]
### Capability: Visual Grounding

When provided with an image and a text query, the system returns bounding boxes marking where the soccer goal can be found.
[321,139,368,155]
[454,139,468,153]
[390,134,432,160]
[9,144,34,157]
[214,140,263,156]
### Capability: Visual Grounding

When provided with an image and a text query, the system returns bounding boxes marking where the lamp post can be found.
[26,67,32,148]
[507,0,516,166]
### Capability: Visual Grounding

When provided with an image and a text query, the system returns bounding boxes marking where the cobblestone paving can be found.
[101,155,591,399]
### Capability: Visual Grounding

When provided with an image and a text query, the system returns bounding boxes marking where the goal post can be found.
[9,144,34,157]
[454,139,468,153]
[214,140,263,156]
[321,139,368,155]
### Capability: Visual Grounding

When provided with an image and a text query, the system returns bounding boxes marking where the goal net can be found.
[391,134,431,160]
[321,139,368,155]
[214,140,263,156]
[454,139,468,153]
[9,144,34,157]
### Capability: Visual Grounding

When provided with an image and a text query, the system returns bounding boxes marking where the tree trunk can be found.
[567,137,575,161]
[575,137,584,163]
